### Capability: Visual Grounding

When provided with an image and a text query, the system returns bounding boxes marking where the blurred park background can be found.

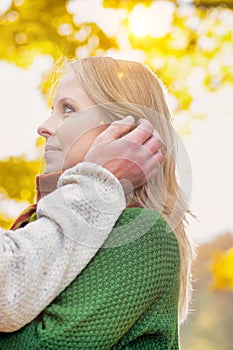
[0,0,233,348]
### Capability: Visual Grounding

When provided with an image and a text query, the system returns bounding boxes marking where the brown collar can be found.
[36,170,64,202]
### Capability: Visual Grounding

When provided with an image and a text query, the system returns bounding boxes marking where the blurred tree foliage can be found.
[0,0,118,67]
[103,0,233,8]
[103,0,153,10]
[180,233,233,349]
[0,157,40,203]
[1,0,232,116]
[193,0,233,7]
[211,247,233,290]
[0,154,42,228]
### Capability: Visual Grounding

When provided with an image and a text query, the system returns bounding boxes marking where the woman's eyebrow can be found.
[52,97,78,110]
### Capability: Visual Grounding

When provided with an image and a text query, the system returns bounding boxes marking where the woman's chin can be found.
[44,158,83,174]
[44,162,64,174]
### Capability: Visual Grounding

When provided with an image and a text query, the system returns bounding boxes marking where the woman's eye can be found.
[64,105,75,114]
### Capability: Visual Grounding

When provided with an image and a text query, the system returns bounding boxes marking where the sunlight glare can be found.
[129,2,175,38]
[129,5,150,37]
[0,0,12,14]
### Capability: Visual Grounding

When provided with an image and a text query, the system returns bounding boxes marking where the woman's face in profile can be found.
[37,71,108,173]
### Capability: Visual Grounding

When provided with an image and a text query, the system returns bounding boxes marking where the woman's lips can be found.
[44,146,61,153]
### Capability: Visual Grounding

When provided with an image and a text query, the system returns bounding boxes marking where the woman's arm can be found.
[0,162,126,332]
[0,117,163,332]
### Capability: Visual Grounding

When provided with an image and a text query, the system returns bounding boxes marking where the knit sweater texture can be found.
[0,162,126,332]
[0,206,180,349]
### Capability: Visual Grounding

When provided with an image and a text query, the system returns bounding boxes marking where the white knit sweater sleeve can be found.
[0,161,126,332]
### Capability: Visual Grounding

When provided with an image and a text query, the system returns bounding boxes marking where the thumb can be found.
[92,116,135,146]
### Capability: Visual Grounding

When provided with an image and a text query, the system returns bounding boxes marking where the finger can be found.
[145,150,163,174]
[123,118,154,144]
[92,116,135,146]
[142,132,162,153]
[152,149,163,165]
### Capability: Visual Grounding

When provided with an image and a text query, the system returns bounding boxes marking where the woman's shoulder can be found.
[96,206,180,300]
[103,206,180,255]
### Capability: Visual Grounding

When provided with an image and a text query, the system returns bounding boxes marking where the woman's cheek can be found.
[63,125,107,168]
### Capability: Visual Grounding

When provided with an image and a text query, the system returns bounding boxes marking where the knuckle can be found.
[138,119,154,133]
[112,124,122,130]
[153,130,163,143]
[95,133,105,141]
[111,121,123,130]
[154,136,162,146]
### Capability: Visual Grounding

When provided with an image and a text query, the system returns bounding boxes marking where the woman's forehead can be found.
[56,72,78,93]
[53,72,84,102]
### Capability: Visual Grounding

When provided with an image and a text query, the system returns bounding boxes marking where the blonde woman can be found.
[0,57,196,349]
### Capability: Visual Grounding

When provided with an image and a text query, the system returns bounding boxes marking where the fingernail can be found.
[124,115,134,123]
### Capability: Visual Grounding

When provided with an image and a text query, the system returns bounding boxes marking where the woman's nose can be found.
[37,116,58,138]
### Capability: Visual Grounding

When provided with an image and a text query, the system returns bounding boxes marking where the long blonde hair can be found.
[55,56,197,325]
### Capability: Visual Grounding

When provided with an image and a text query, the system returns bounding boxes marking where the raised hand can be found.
[84,116,163,196]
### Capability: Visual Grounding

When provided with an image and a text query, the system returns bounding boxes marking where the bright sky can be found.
[178,91,233,244]
[0,0,233,244]
[0,56,52,159]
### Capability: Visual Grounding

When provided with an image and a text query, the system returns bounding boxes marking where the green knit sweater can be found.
[0,207,180,349]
